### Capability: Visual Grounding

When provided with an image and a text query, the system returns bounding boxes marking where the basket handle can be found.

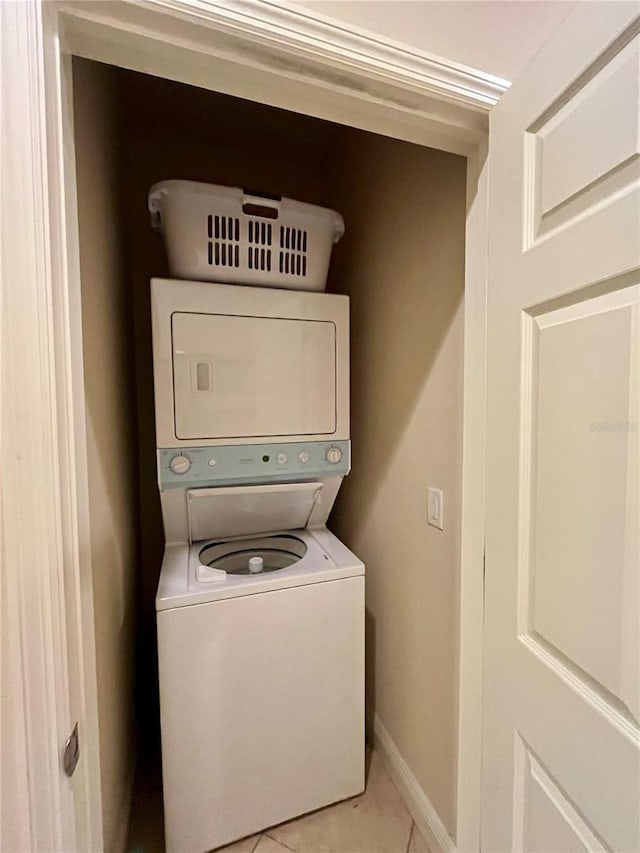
[148,188,164,230]
[242,189,281,220]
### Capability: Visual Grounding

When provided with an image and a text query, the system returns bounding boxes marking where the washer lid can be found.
[187,481,324,542]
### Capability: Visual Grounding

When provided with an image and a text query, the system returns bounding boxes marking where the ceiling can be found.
[293,0,577,82]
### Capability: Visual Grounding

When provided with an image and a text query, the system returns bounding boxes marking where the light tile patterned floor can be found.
[128,749,431,853]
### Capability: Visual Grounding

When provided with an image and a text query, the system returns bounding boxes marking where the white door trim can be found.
[456,140,489,853]
[84,0,508,106]
[54,0,501,156]
[149,0,508,107]
[1,2,490,849]
[0,2,92,849]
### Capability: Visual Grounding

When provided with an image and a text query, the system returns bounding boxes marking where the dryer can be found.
[151,279,365,852]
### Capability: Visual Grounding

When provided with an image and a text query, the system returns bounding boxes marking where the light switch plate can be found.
[427,487,444,530]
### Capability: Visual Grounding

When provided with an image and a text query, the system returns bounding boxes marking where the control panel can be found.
[158,440,351,489]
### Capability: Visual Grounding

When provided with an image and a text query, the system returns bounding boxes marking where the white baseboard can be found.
[373,715,456,853]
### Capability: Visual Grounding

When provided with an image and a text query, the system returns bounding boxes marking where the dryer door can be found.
[172,312,337,440]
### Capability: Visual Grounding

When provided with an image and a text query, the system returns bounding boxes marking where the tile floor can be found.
[127,748,430,853]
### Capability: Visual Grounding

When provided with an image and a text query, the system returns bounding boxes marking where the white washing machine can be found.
[151,279,365,852]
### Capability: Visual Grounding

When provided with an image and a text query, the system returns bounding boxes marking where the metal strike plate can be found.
[63,723,79,778]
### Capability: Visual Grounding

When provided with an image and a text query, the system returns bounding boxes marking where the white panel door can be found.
[483,4,640,851]
[172,312,336,439]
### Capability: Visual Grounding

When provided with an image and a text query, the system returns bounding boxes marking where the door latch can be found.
[63,723,79,778]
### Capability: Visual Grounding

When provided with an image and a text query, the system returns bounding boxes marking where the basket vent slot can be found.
[248,247,272,272]
[248,220,273,246]
[279,225,308,277]
[246,219,273,270]
[207,214,240,268]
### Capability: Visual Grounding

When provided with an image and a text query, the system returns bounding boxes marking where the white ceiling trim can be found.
[139,0,511,109]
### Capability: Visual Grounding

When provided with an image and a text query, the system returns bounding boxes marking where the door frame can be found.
[0,2,495,850]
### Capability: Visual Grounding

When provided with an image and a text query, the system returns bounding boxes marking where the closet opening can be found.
[72,56,466,850]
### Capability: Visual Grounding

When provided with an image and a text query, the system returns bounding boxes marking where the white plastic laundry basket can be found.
[148,181,344,291]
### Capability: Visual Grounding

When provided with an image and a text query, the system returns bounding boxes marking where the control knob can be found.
[326,446,342,464]
[169,454,191,475]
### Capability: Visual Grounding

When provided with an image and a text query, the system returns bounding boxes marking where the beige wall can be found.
[293,1,574,81]
[329,132,466,839]
[73,58,138,853]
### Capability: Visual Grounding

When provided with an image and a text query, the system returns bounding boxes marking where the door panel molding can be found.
[520,633,639,738]
[512,733,608,853]
[524,23,640,248]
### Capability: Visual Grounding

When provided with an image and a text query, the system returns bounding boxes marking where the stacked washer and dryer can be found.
[149,182,365,852]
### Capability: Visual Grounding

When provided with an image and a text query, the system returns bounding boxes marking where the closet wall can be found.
[73,59,138,853]
[329,133,466,839]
